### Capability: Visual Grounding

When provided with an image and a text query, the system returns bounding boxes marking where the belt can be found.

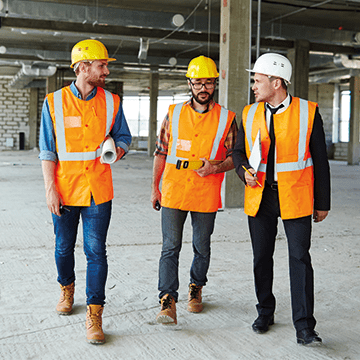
[266,181,278,191]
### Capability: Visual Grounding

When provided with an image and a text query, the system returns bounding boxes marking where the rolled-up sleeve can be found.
[39,98,58,162]
[154,114,170,157]
[224,118,238,157]
[110,100,132,154]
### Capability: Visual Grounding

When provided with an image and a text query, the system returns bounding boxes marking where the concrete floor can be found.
[0,150,359,360]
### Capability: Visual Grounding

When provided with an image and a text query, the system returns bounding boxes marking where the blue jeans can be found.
[158,207,217,302]
[52,198,112,306]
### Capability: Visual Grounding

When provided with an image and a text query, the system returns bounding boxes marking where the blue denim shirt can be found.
[39,81,132,162]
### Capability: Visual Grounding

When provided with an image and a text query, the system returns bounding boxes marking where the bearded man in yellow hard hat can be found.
[151,55,238,325]
[39,39,132,344]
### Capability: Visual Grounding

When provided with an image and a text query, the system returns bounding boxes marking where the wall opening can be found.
[339,89,350,143]
[123,94,189,137]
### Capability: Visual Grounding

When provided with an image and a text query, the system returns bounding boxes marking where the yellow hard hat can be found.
[186,55,219,79]
[71,39,116,68]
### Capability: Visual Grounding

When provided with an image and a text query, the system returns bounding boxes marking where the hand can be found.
[195,158,215,178]
[46,187,62,216]
[244,167,258,187]
[151,188,162,211]
[115,147,125,162]
[313,210,328,223]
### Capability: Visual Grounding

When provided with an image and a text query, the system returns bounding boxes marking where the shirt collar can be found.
[266,94,291,114]
[186,98,216,114]
[70,81,97,100]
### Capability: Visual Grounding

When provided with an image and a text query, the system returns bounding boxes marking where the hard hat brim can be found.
[185,75,219,79]
[245,69,291,84]
[70,57,116,68]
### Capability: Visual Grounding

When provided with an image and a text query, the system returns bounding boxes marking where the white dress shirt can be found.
[265,94,290,181]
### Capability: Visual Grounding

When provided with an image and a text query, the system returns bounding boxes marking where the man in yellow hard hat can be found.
[151,55,238,325]
[39,39,131,344]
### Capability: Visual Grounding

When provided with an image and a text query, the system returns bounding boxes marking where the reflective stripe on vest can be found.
[54,88,114,161]
[166,103,229,164]
[247,99,313,173]
[246,102,260,154]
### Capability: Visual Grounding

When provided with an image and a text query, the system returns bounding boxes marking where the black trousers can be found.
[248,183,316,331]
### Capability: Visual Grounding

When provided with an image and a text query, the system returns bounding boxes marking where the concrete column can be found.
[219,0,250,208]
[28,88,39,150]
[348,76,360,165]
[46,73,57,94]
[148,68,159,156]
[288,40,310,99]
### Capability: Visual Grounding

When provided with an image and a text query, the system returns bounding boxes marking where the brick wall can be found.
[334,142,348,161]
[37,88,46,148]
[308,83,347,160]
[0,78,31,151]
[308,83,334,144]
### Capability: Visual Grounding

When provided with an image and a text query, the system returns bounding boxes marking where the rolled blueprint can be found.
[101,136,117,164]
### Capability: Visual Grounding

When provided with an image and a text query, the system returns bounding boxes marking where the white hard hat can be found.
[247,53,292,84]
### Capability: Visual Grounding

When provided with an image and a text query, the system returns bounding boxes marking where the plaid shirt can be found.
[154,98,238,157]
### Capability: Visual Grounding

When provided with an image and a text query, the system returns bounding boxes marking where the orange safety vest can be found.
[243,97,317,220]
[161,102,235,212]
[47,86,120,206]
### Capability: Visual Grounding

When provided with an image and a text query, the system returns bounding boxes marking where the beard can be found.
[191,89,214,105]
[86,74,106,88]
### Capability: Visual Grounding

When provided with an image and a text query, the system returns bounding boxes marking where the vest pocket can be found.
[176,139,191,152]
[64,116,82,128]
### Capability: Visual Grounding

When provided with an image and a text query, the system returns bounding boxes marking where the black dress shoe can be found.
[296,328,322,345]
[252,314,274,334]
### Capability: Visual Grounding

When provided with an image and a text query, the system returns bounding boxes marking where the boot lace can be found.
[60,284,74,302]
[161,295,173,310]
[87,311,102,329]
[189,284,201,300]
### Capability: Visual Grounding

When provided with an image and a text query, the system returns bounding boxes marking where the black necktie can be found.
[266,104,284,185]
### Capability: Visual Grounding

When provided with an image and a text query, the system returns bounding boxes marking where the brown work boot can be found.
[86,305,105,345]
[56,282,74,315]
[156,294,177,325]
[187,283,203,313]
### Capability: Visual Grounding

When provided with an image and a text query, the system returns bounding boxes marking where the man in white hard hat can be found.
[151,55,238,325]
[232,53,330,345]
[39,39,132,344]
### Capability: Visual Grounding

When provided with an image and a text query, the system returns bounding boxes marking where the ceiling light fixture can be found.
[138,38,149,60]
[169,57,177,66]
[172,14,185,27]
[354,32,360,43]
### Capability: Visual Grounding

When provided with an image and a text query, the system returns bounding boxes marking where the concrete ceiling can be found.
[0,0,360,93]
